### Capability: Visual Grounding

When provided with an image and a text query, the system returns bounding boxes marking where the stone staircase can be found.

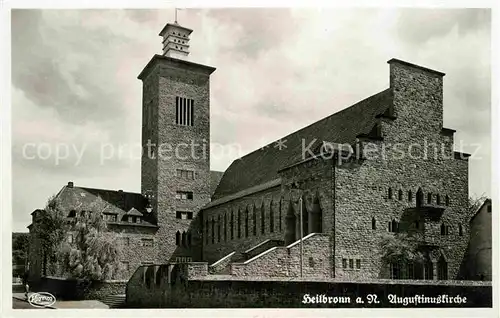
[209,239,285,275]
[99,294,126,308]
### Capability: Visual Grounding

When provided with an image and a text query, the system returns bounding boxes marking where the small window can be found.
[349,259,354,269]
[445,195,450,206]
[122,237,130,246]
[141,238,154,247]
[389,219,399,233]
[398,189,403,200]
[436,194,441,205]
[487,205,492,213]
[458,224,463,236]
[427,193,432,204]
[136,217,142,224]
[176,211,193,220]
[177,169,195,180]
[356,259,361,269]
[176,191,193,200]
[308,257,315,268]
[408,190,413,202]
[176,231,181,246]
[388,188,393,199]
[68,234,73,243]
[342,258,347,269]
[440,223,449,236]
[68,210,76,217]
[121,261,130,271]
[372,217,376,230]
[415,221,420,230]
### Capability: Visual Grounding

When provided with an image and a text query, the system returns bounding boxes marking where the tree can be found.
[379,232,425,265]
[36,194,122,281]
[12,233,29,265]
[56,195,123,280]
[33,195,69,275]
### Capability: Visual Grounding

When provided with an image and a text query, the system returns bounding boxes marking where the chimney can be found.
[158,22,193,60]
[118,189,123,193]
[67,181,74,188]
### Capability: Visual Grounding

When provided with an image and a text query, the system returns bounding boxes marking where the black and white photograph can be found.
[2,1,497,315]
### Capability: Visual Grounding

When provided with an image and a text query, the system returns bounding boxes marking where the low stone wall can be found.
[31,276,127,300]
[125,276,492,308]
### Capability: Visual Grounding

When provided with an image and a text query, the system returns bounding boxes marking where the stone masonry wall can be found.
[202,157,333,265]
[334,61,469,280]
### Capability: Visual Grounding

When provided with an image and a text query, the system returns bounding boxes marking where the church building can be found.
[29,20,470,282]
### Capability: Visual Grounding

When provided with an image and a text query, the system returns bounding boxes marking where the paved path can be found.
[12,293,109,309]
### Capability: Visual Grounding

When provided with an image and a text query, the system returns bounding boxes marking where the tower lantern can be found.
[158,22,192,60]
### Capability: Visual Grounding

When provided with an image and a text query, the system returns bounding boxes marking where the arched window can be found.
[445,195,450,206]
[181,231,186,247]
[408,190,413,202]
[372,217,376,230]
[261,202,265,235]
[416,188,424,208]
[440,223,446,235]
[269,201,275,233]
[224,213,227,242]
[205,219,209,244]
[175,231,181,246]
[388,188,393,199]
[252,206,257,236]
[230,210,234,240]
[211,218,215,244]
[217,215,221,242]
[279,198,283,232]
[237,208,242,238]
[245,207,249,238]
[427,193,432,204]
[458,224,463,236]
[436,194,441,205]
[398,189,403,200]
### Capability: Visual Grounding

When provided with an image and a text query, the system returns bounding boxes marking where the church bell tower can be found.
[138,19,216,263]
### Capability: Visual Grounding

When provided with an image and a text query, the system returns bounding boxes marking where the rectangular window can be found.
[121,237,130,246]
[176,191,193,200]
[176,211,193,219]
[349,259,354,269]
[177,169,195,180]
[175,257,192,263]
[141,238,154,247]
[356,259,361,269]
[175,97,194,126]
[121,261,130,271]
[141,261,154,265]
[68,234,73,244]
[342,258,347,269]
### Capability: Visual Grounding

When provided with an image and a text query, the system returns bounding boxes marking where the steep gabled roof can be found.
[212,88,393,199]
[54,185,156,227]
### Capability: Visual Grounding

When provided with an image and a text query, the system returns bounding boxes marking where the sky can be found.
[11,8,491,232]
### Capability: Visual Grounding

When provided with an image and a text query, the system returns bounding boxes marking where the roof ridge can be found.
[76,186,142,196]
[235,88,391,162]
